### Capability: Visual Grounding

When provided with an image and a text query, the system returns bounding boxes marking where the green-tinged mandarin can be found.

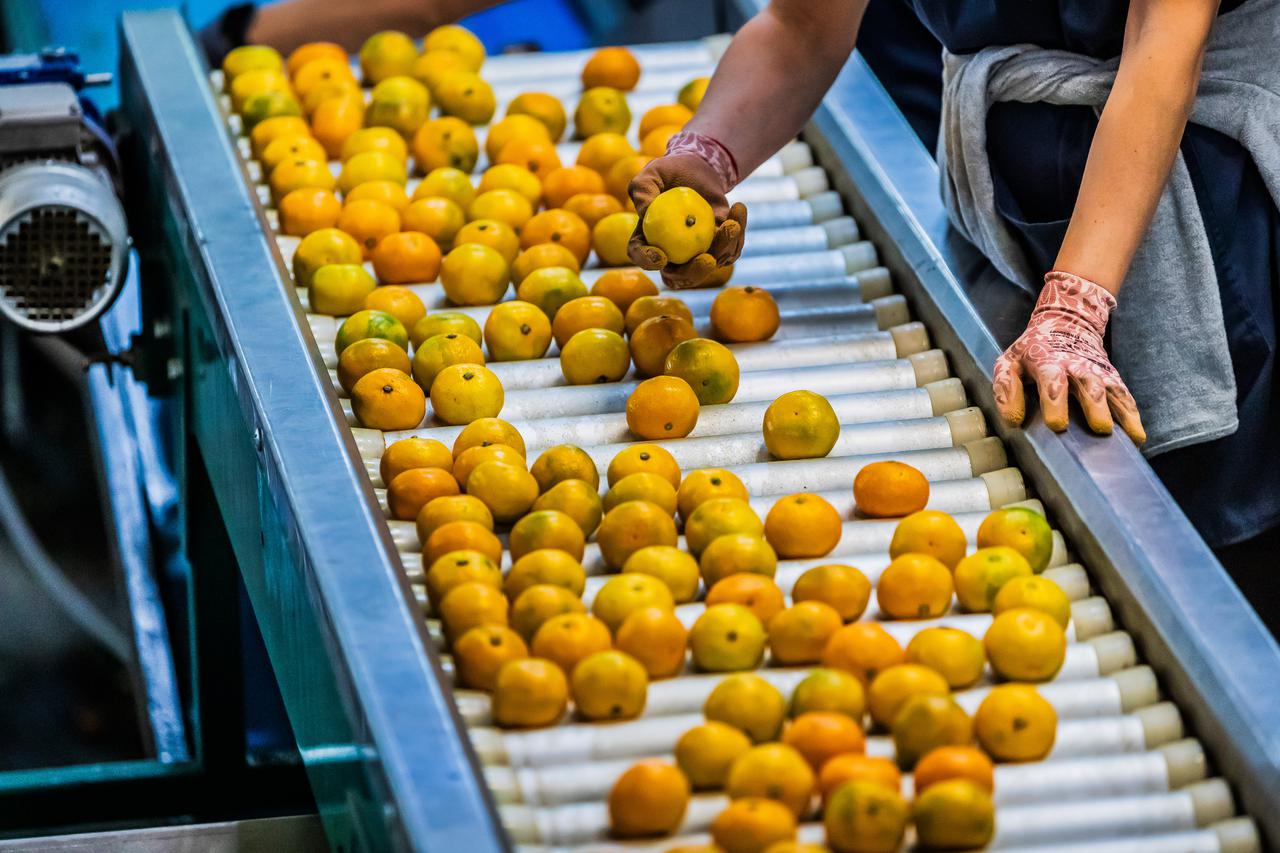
[335,309,408,355]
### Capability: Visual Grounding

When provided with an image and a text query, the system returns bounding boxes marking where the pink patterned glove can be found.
[627,130,748,289]
[993,271,1146,444]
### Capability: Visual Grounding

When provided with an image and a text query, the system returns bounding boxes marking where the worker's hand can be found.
[993,271,1146,444]
[628,131,747,289]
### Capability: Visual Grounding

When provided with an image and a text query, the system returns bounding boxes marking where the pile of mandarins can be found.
[225,30,1072,852]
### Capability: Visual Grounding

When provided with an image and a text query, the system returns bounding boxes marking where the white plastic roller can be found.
[363,374,944,459]
[573,242,879,288]
[711,439,1003,500]
[478,327,909,392]
[450,652,1135,730]
[996,819,1260,853]
[467,706,1174,772]
[575,533,1072,603]
[513,779,1235,852]
[389,384,937,455]
[737,191,845,229]
[355,279,896,347]
[306,282,905,368]
[734,241,876,281]
[495,354,927,420]
[322,267,895,328]
[486,742,1201,812]
[991,780,1236,848]
[738,217,859,257]
[339,347,938,428]
[292,266,895,333]
[569,412,977,474]
[992,739,1206,807]
[588,538,1074,611]
[380,468,1015,541]
[389,476,1033,561]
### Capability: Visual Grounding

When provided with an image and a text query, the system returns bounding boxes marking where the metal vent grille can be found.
[0,150,77,171]
[0,205,113,325]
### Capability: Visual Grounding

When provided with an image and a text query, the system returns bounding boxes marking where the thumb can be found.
[726,201,747,231]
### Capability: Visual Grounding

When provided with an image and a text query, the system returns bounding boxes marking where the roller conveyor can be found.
[117,8,1280,852]
[242,35,1255,850]
[453,657,1154,730]
[233,36,1261,848]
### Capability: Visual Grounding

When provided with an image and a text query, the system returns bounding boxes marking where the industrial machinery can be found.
[5,4,1272,850]
[0,46,315,847]
[0,50,128,334]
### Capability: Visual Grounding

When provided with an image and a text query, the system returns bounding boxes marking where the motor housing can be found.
[0,53,129,334]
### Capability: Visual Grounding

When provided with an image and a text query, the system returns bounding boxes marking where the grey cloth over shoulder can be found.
[937,0,1280,456]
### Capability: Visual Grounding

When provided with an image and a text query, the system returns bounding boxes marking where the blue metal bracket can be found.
[0,48,109,89]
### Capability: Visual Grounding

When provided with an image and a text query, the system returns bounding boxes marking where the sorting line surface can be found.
[216,37,1258,852]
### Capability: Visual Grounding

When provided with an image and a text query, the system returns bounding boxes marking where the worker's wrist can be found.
[1039,270,1116,333]
[665,130,740,191]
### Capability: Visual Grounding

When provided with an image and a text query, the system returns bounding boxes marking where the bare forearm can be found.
[1055,1,1216,294]
[686,0,864,177]
[248,0,501,53]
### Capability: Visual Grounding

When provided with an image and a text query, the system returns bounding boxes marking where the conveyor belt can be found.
[210,35,1268,853]
[119,10,1280,851]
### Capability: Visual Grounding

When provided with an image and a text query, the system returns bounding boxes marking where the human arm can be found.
[627,0,866,286]
[994,0,1219,443]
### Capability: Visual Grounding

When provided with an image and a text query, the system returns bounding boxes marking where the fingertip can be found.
[991,359,1025,421]
[1032,365,1069,432]
[1120,412,1147,445]
[709,219,744,265]
[1006,399,1027,425]
[689,253,716,284]
[1044,414,1070,432]
[1087,418,1115,436]
[996,401,1026,428]
[1070,374,1113,436]
[1106,385,1147,447]
[1041,395,1070,431]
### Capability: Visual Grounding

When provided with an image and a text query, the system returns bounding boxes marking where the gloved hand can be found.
[627,130,748,289]
[993,271,1146,444]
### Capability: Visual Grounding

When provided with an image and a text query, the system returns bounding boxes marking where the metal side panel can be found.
[117,11,506,852]
[786,29,1280,845]
[0,815,326,852]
